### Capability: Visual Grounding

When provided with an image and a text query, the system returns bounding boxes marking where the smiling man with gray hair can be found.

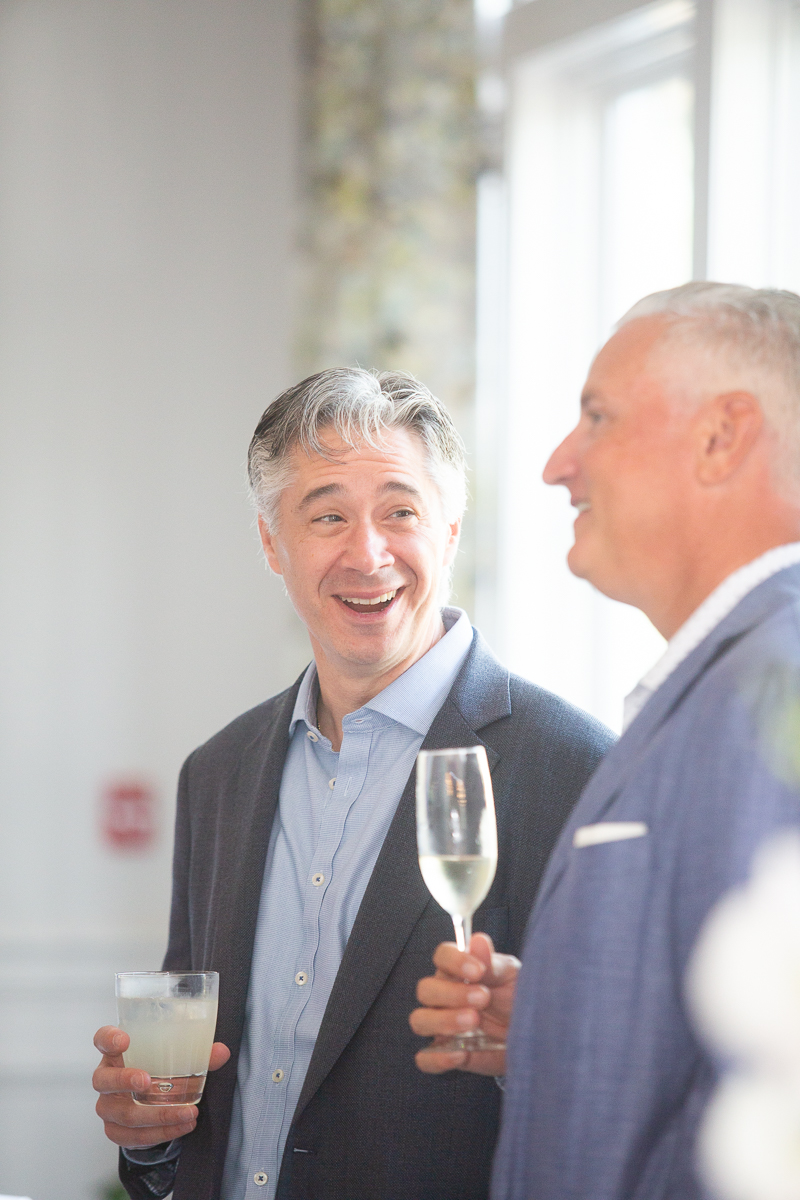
[90,367,611,1200]
[412,282,800,1200]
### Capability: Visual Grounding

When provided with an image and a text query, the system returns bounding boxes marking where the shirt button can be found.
[328,777,336,789]
[272,1068,284,1083]
[295,971,308,986]
[254,1172,269,1186]
[306,731,318,742]
[312,872,325,887]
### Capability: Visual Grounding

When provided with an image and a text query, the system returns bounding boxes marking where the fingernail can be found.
[456,1010,476,1029]
[462,962,482,980]
[466,988,486,1006]
[112,1033,125,1050]
[132,1073,149,1091]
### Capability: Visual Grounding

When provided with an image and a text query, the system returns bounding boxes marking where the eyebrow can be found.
[297,479,424,511]
[298,483,343,510]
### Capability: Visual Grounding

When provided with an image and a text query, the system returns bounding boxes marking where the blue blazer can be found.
[492,565,800,1200]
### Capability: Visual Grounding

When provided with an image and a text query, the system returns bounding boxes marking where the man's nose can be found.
[543,427,580,487]
[341,520,394,573]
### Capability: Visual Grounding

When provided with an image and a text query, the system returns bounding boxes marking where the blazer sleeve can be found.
[163,752,194,971]
[118,755,195,1198]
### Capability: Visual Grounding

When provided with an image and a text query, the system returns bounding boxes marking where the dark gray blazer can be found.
[492,566,800,1200]
[121,632,613,1200]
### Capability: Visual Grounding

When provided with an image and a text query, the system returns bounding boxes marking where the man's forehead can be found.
[297,477,424,511]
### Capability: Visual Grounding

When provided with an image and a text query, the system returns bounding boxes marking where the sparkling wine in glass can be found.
[416,745,504,1052]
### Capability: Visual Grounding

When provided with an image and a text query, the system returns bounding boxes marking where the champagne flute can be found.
[416,745,504,1052]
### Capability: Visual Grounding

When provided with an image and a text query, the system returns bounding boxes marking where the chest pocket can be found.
[474,905,509,953]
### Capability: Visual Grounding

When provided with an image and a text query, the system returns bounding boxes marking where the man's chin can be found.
[565,542,592,583]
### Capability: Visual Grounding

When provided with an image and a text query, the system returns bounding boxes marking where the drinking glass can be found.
[416,745,504,1052]
[115,971,219,1105]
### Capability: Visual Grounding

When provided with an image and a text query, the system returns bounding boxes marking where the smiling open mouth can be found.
[337,588,400,613]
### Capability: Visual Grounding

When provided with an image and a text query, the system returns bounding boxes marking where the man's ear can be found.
[443,516,462,566]
[695,392,764,485]
[258,514,283,576]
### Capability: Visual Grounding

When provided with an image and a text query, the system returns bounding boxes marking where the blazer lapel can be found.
[293,634,510,1120]
[529,565,800,925]
[207,682,301,1060]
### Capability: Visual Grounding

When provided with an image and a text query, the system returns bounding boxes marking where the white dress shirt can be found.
[622,542,800,732]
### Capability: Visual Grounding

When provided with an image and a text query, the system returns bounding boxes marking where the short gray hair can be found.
[619,281,800,473]
[247,368,468,529]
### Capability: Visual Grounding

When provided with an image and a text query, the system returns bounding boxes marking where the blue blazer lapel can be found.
[529,565,800,924]
[293,632,511,1120]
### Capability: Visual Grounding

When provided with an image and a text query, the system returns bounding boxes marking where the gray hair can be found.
[618,281,800,473]
[247,368,468,529]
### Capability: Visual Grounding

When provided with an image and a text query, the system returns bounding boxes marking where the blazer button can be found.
[254,1171,268,1185]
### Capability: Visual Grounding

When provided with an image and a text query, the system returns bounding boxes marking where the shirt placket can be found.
[245,719,373,1199]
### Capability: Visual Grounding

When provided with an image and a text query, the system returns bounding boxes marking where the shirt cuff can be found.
[122,1139,182,1165]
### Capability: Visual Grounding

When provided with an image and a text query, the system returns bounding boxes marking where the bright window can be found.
[479,0,800,731]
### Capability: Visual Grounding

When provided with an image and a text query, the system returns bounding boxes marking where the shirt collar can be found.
[622,541,800,731]
[289,607,474,738]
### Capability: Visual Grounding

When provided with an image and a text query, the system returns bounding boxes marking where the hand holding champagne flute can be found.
[416,745,506,1052]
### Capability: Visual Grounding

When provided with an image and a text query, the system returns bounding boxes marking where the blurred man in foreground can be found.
[411,283,800,1199]
[91,369,611,1200]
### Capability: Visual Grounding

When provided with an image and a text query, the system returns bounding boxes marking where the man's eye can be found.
[391,508,416,519]
[314,513,344,524]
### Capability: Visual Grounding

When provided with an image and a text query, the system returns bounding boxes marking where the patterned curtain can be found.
[297,0,478,422]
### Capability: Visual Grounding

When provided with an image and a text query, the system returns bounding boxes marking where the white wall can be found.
[0,3,307,1196]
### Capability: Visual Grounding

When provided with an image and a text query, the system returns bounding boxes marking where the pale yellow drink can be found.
[116,971,219,1105]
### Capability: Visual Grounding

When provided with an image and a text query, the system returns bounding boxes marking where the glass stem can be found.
[452,913,472,953]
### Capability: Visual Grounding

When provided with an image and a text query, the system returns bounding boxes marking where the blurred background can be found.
[0,0,798,1196]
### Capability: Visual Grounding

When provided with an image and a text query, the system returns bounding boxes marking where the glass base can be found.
[433,1031,506,1052]
[132,1074,206,1105]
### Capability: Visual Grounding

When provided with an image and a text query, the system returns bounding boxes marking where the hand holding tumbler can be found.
[115,971,219,1105]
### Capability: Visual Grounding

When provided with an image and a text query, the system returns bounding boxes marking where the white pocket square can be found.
[573,821,648,848]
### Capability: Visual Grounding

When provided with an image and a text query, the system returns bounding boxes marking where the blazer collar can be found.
[293,630,511,1120]
[529,563,800,924]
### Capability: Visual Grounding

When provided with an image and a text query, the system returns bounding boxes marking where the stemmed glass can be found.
[416,745,504,1052]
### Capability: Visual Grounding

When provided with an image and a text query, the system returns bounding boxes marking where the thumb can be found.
[467,932,495,977]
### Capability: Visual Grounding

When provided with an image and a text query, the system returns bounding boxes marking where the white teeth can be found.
[340,589,398,606]
[575,501,591,513]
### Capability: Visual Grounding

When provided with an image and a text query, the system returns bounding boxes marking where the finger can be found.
[93,1065,151,1096]
[431,941,486,982]
[416,1044,506,1077]
[94,1025,130,1060]
[414,1047,468,1074]
[410,1004,480,1038]
[208,1042,231,1072]
[97,1092,197,1129]
[416,975,490,1009]
[468,934,521,988]
[101,1114,198,1148]
[488,952,522,986]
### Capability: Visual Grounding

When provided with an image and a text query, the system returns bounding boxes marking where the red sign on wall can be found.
[101,780,158,851]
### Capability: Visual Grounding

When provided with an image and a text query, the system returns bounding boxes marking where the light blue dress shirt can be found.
[125,608,473,1197]
[221,607,472,1199]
